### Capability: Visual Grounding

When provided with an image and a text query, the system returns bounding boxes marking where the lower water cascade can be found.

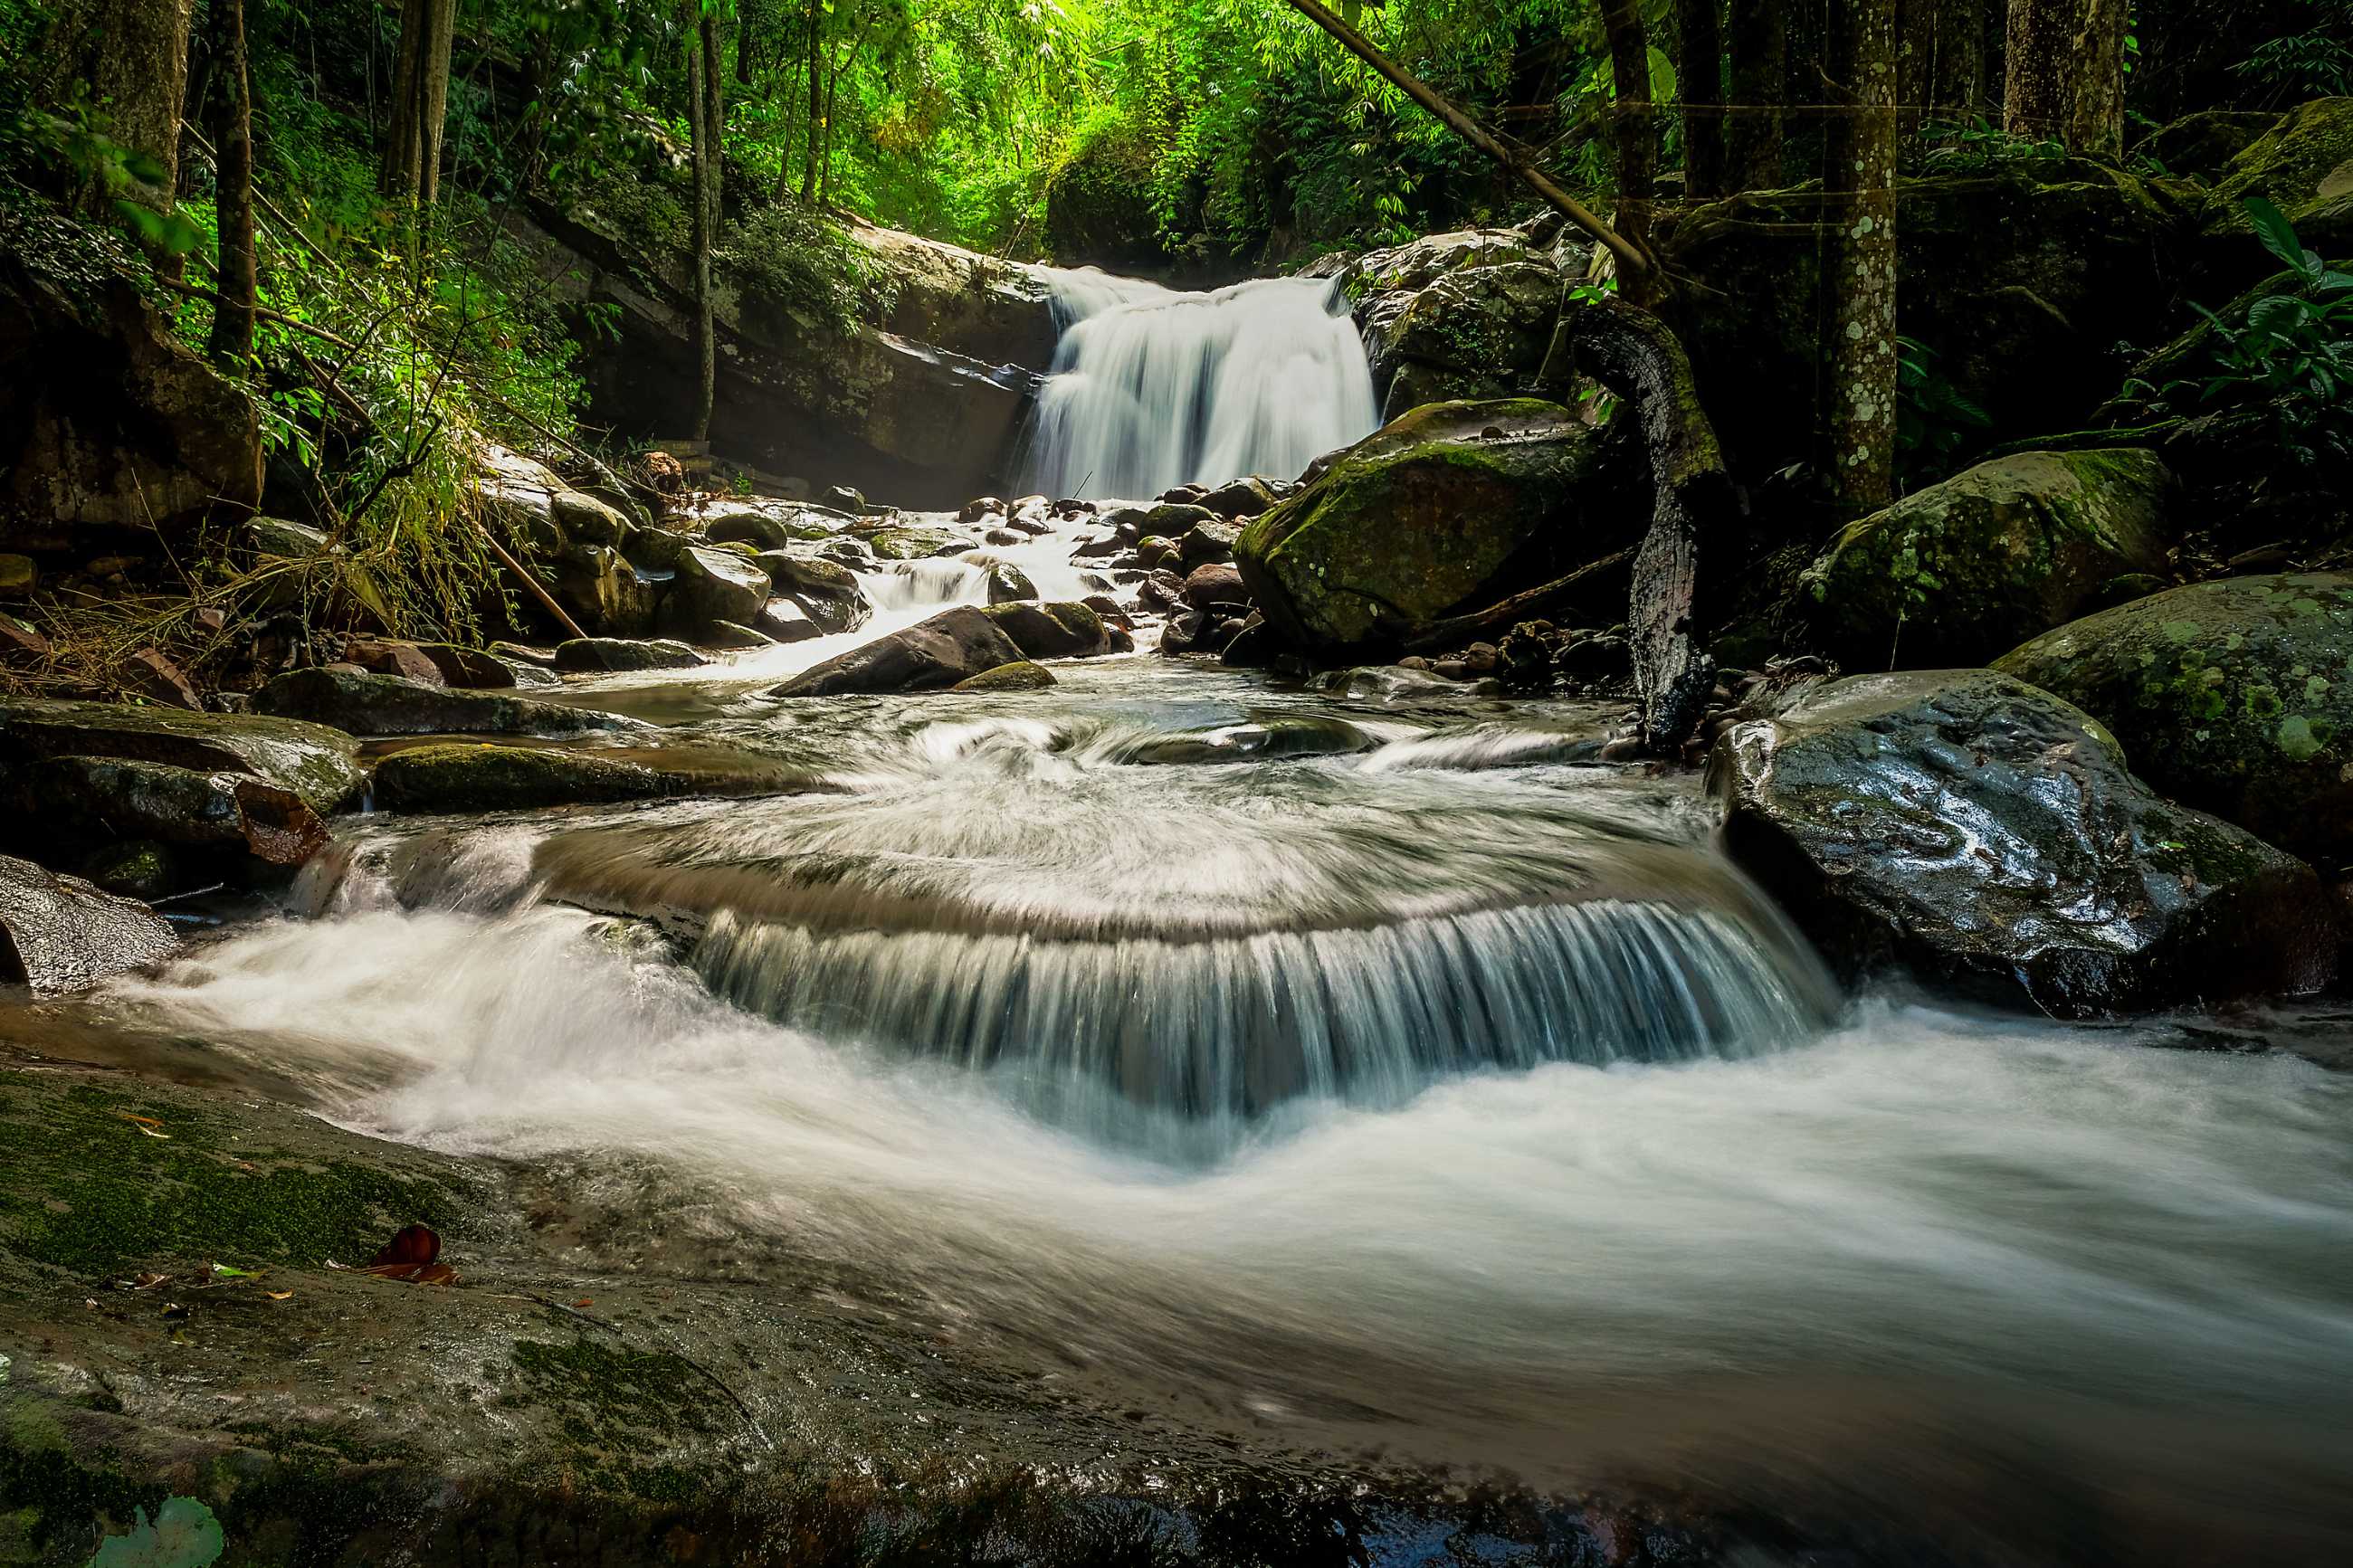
[1019,269,1381,499]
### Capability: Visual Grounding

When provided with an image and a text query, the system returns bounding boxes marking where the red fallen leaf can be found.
[367,1224,439,1270]
[358,1259,459,1286]
[574,1298,593,1308]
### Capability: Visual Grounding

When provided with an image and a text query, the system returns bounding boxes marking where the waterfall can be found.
[1020,270,1381,501]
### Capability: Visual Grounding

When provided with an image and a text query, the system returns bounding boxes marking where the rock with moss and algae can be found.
[1710,669,2338,1015]
[370,744,695,814]
[1995,572,2353,869]
[0,696,363,815]
[250,669,646,738]
[1235,400,1603,654]
[949,660,1057,693]
[552,637,710,674]
[1800,448,2176,669]
[978,601,1110,660]
[2,755,328,870]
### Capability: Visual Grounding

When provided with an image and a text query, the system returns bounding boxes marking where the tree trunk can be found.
[1569,299,1733,752]
[1726,0,1786,191]
[205,0,255,366]
[1930,0,1985,115]
[801,0,823,203]
[1599,0,1658,266]
[1822,0,1900,513]
[684,3,721,444]
[1277,0,1654,287]
[381,0,457,217]
[2004,0,2118,150]
[1896,0,1933,133]
[2063,0,2127,155]
[43,0,196,233]
[1676,0,1727,198]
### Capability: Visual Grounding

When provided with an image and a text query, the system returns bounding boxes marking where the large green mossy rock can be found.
[2205,98,2353,264]
[1234,400,1600,653]
[1711,670,2338,1013]
[1800,448,2175,669]
[371,744,685,814]
[0,697,363,815]
[251,669,645,738]
[1996,573,2353,868]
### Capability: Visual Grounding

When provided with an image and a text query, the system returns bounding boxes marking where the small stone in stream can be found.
[1431,659,1469,680]
[1144,503,1219,539]
[1099,505,1153,536]
[0,696,365,814]
[1220,616,1273,669]
[1158,608,1209,655]
[1598,736,1645,762]
[1081,594,1132,628]
[1460,641,1500,675]
[1078,573,1114,594]
[658,545,772,637]
[120,648,203,709]
[755,599,823,644]
[0,554,34,597]
[1198,476,1279,519]
[1072,534,1125,560]
[984,528,1024,546]
[1156,485,1210,508]
[82,840,177,902]
[1005,517,1054,537]
[702,620,776,650]
[985,563,1040,604]
[251,668,645,736]
[553,638,708,673]
[490,641,561,669]
[343,637,448,687]
[1179,520,1241,569]
[1182,563,1250,612]
[1397,655,1432,670]
[1107,623,1135,653]
[958,496,1006,524]
[1134,536,1180,572]
[824,484,868,513]
[0,852,178,995]
[980,601,1110,659]
[408,644,517,689]
[950,660,1057,693]
[1136,570,1186,610]
[1497,624,1554,690]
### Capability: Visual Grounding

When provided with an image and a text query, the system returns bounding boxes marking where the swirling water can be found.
[33,508,2353,1556]
[1018,270,1380,499]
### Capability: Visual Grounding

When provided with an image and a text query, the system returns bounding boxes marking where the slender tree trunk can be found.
[684,3,721,443]
[1599,0,1658,267]
[801,0,823,203]
[1931,0,1985,114]
[2063,0,2127,155]
[381,0,457,218]
[1676,0,1727,198]
[1822,0,1899,511]
[2003,0,2119,150]
[205,0,255,366]
[43,0,195,237]
[1895,0,1933,134]
[1727,0,1787,190]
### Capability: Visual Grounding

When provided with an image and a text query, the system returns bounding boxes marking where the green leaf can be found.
[2245,195,2308,273]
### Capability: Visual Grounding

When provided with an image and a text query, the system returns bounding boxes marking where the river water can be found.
[28,284,2353,1559]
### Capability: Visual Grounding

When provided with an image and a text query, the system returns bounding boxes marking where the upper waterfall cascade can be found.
[1019,270,1381,501]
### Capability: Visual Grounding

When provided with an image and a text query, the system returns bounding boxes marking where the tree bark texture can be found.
[1599,0,1659,264]
[1726,0,1787,190]
[205,0,255,366]
[1930,0,1986,114]
[1675,0,1727,198]
[801,0,823,203]
[43,0,196,227]
[684,4,723,443]
[1822,0,1900,513]
[1569,299,1733,751]
[381,0,457,214]
[2005,0,2122,152]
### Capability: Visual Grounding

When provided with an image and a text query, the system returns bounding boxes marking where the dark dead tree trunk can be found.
[1676,0,1727,198]
[1598,0,1659,274]
[1278,0,1654,287]
[1726,0,1786,190]
[683,1,722,442]
[1931,0,1986,114]
[1823,0,1899,512]
[205,0,255,366]
[1571,299,1734,752]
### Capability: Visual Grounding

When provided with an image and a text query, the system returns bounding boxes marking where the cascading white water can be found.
[1020,270,1381,500]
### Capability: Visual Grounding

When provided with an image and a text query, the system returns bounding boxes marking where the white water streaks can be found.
[1021,270,1379,500]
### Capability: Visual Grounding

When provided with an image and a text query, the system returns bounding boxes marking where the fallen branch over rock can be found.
[1401,546,1635,653]
[1569,298,1733,752]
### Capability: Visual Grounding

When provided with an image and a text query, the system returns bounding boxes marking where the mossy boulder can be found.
[250,669,646,738]
[5,755,327,869]
[950,660,1057,693]
[0,696,364,815]
[371,744,687,814]
[978,600,1110,659]
[2204,97,2353,271]
[656,546,772,640]
[769,606,1025,697]
[1361,262,1566,420]
[1234,400,1601,653]
[552,637,709,673]
[1800,449,2176,668]
[1711,670,2338,1013]
[862,526,966,561]
[1995,573,2353,869]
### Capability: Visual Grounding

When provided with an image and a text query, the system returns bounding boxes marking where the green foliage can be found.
[2233,1,2353,101]
[721,200,897,331]
[1895,337,1992,490]
[2124,198,2353,469]
[1911,117,2066,176]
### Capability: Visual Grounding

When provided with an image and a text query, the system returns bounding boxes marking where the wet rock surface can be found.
[1712,669,2339,1013]
[770,605,1026,697]
[0,697,364,815]
[0,852,177,994]
[251,668,647,738]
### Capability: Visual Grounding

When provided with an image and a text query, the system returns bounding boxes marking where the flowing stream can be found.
[20,298,2353,1558]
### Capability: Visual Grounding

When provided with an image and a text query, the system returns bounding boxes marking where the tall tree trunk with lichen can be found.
[1931,0,1986,114]
[1600,0,1659,272]
[1822,0,1899,511]
[2005,0,2121,151]
[42,0,195,246]
[381,0,457,222]
[683,3,722,443]
[1726,0,1786,190]
[1676,0,1727,197]
[205,0,255,366]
